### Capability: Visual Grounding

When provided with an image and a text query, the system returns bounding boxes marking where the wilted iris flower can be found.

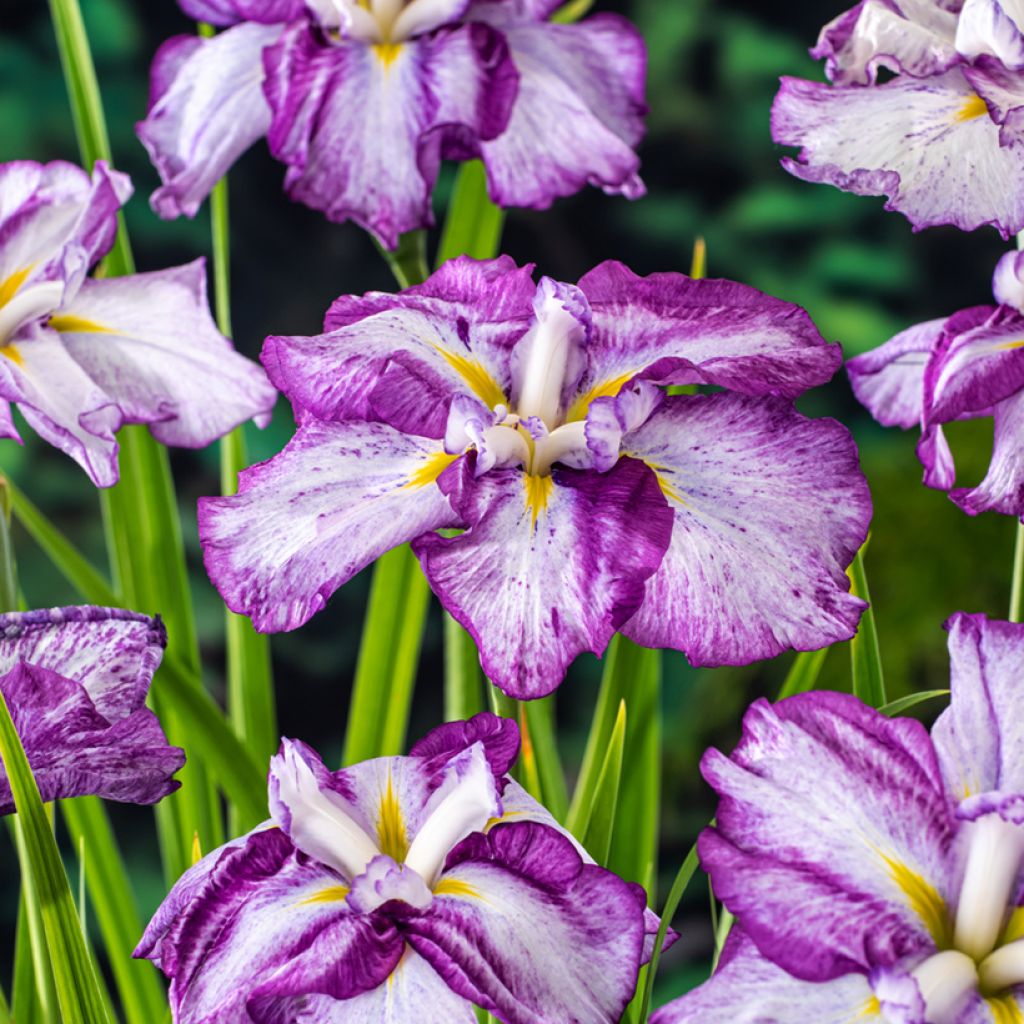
[654,613,1024,1023]
[0,160,276,486]
[774,0,1024,235]
[849,248,1024,519]
[200,256,870,699]
[137,0,647,247]
[137,713,652,1024]
[0,606,183,813]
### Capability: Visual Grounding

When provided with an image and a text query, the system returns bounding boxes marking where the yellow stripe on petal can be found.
[642,461,686,505]
[434,345,506,410]
[955,93,989,122]
[0,345,24,367]
[565,370,637,423]
[524,473,553,527]
[300,885,350,905]
[377,775,409,862]
[988,996,1024,1024]
[374,42,402,68]
[879,852,949,946]
[404,450,459,490]
[858,996,882,1019]
[0,266,34,309]
[434,878,481,900]
[47,314,114,335]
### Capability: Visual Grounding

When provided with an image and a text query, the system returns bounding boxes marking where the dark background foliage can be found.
[0,0,1017,1005]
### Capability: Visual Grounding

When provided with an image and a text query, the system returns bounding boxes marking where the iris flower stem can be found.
[48,0,222,882]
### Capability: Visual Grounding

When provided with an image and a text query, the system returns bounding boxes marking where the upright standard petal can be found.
[138,24,280,220]
[619,394,870,666]
[264,22,516,247]
[0,661,183,813]
[772,69,1024,236]
[403,821,646,1024]
[199,420,460,632]
[475,16,648,207]
[52,260,277,445]
[572,262,842,405]
[700,692,956,981]
[413,456,673,698]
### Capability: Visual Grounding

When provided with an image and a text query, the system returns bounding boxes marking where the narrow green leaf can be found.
[776,646,830,700]
[579,701,626,866]
[444,617,484,722]
[0,693,112,1024]
[848,545,886,708]
[523,698,569,823]
[436,161,505,264]
[711,908,735,972]
[879,689,950,718]
[550,0,594,23]
[0,979,11,1024]
[61,797,168,1024]
[11,858,56,1024]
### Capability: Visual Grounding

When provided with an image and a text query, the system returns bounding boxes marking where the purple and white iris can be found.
[849,248,1024,520]
[137,712,654,1024]
[0,606,184,813]
[198,255,871,699]
[137,0,647,247]
[654,612,1024,1024]
[0,160,276,487]
[773,0,1024,235]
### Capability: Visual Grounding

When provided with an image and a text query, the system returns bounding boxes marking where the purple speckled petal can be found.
[404,821,646,1024]
[956,0,1024,69]
[0,661,183,814]
[53,262,277,446]
[176,0,301,26]
[262,256,535,431]
[475,16,647,207]
[699,691,956,981]
[847,319,945,429]
[264,23,516,247]
[199,420,460,633]
[413,456,673,698]
[933,613,1024,815]
[137,24,279,220]
[812,0,959,86]
[651,928,884,1024]
[410,712,521,779]
[619,394,870,667]
[772,68,1024,237]
[573,262,841,402]
[950,391,1024,516]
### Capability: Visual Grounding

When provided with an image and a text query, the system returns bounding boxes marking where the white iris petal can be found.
[0,281,64,345]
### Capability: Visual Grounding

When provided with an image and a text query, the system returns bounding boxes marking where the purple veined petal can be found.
[264,21,516,248]
[917,421,958,489]
[870,959,1009,1024]
[932,613,1024,812]
[404,821,646,1024]
[413,456,674,699]
[0,323,123,487]
[957,0,1024,69]
[262,256,536,431]
[0,399,20,444]
[847,319,946,430]
[950,390,1024,515]
[962,58,1024,149]
[570,262,841,410]
[137,24,280,220]
[993,249,1024,309]
[618,394,870,667]
[391,0,472,41]
[475,15,648,208]
[699,691,956,982]
[651,928,884,1024]
[0,661,183,814]
[176,0,302,26]
[51,261,277,445]
[275,950,477,1023]
[409,711,520,780]
[464,0,563,23]
[198,420,461,633]
[812,0,960,86]
[0,605,165,722]
[772,67,1024,237]
[584,379,663,472]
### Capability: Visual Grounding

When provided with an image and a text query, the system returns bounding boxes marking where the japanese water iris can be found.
[0,159,276,486]
[0,606,184,812]
[773,0,1024,235]
[199,256,871,699]
[848,248,1024,520]
[136,713,652,1024]
[654,612,1024,1024]
[137,0,647,247]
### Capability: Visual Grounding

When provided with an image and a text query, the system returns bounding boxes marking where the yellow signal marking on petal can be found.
[0,265,34,309]
[995,337,1024,351]
[565,370,638,423]
[642,461,686,505]
[47,314,113,334]
[523,473,553,527]
[857,996,882,1019]
[300,884,350,905]
[374,43,403,68]
[433,878,482,900]
[483,810,525,832]
[988,996,1024,1024]
[879,852,949,946]
[377,774,409,862]
[434,345,506,410]
[0,345,24,367]
[955,93,989,122]
[404,450,459,489]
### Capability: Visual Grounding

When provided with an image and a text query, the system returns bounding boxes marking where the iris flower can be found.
[0,606,184,813]
[137,0,647,247]
[199,256,871,699]
[137,712,655,1024]
[654,612,1024,1024]
[0,159,276,486]
[848,248,1024,519]
[773,0,1024,235]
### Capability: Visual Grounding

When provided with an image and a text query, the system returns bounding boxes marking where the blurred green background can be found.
[1,0,1019,1008]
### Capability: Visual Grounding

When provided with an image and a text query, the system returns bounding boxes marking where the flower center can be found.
[320,0,452,45]
[0,279,62,348]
